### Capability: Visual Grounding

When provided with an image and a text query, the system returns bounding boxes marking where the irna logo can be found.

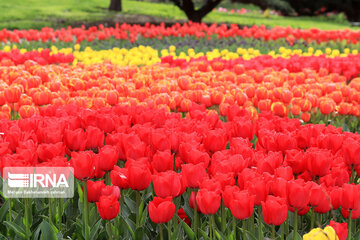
[8,173,69,188]
[2,167,74,198]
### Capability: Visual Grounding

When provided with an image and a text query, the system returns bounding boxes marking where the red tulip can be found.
[152,171,182,198]
[202,129,227,153]
[341,207,360,220]
[70,151,95,180]
[329,187,342,210]
[268,177,288,198]
[151,150,174,172]
[199,178,222,193]
[37,142,65,162]
[127,162,151,191]
[96,195,120,220]
[229,189,255,220]
[341,183,360,211]
[284,149,306,174]
[261,196,288,226]
[244,176,268,206]
[98,145,118,171]
[177,208,191,226]
[196,189,221,215]
[64,128,86,152]
[287,179,311,209]
[181,163,208,188]
[85,126,104,149]
[306,148,332,177]
[110,166,130,189]
[86,180,105,202]
[148,197,175,223]
[328,221,348,240]
[342,138,360,166]
[100,185,121,200]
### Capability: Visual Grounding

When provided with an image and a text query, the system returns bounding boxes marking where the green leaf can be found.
[0,200,9,222]
[77,182,84,204]
[0,233,8,240]
[286,230,302,240]
[39,220,58,240]
[214,228,225,240]
[135,227,146,240]
[140,206,148,226]
[137,198,145,226]
[199,229,210,240]
[122,217,135,239]
[177,215,194,240]
[3,221,26,239]
[240,228,257,240]
[124,197,136,214]
[89,219,102,240]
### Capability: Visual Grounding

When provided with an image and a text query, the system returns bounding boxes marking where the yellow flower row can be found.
[1,44,359,66]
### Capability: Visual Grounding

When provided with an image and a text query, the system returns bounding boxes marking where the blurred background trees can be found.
[164,0,360,22]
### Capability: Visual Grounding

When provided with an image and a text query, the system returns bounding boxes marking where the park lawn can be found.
[0,0,357,30]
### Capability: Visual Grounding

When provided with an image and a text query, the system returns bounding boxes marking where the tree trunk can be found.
[109,0,122,11]
[172,0,222,22]
[187,12,203,22]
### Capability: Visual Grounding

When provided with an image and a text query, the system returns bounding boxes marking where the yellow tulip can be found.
[303,226,339,240]
[169,45,176,52]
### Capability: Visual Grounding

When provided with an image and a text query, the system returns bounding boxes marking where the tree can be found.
[170,0,223,22]
[109,0,122,11]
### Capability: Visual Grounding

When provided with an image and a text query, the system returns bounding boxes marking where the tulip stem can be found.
[83,182,90,240]
[8,199,12,222]
[242,219,246,240]
[250,213,255,236]
[310,208,314,229]
[49,199,52,225]
[119,189,123,217]
[353,219,356,237]
[285,218,289,235]
[160,224,164,240]
[221,200,226,232]
[194,189,199,239]
[168,221,172,240]
[350,165,355,184]
[293,209,298,240]
[210,216,213,240]
[257,206,263,240]
[106,221,113,240]
[105,171,111,185]
[11,103,15,120]
[232,215,236,240]
[7,199,12,236]
[348,210,352,240]
[136,191,141,228]
[58,199,63,230]
[24,198,31,240]
[281,223,284,240]
[272,225,275,240]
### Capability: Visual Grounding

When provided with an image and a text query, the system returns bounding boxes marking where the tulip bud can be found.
[4,86,21,103]
[18,105,37,119]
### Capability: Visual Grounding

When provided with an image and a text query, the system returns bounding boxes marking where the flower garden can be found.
[0,22,360,240]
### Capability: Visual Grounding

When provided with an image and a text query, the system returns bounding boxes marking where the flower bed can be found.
[0,23,359,240]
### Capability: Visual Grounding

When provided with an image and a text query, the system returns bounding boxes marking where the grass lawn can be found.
[0,0,357,30]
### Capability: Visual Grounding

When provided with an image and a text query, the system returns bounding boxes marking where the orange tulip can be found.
[18,105,37,119]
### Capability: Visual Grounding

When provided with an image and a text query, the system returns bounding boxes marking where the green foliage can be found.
[0,0,357,30]
[265,0,295,15]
